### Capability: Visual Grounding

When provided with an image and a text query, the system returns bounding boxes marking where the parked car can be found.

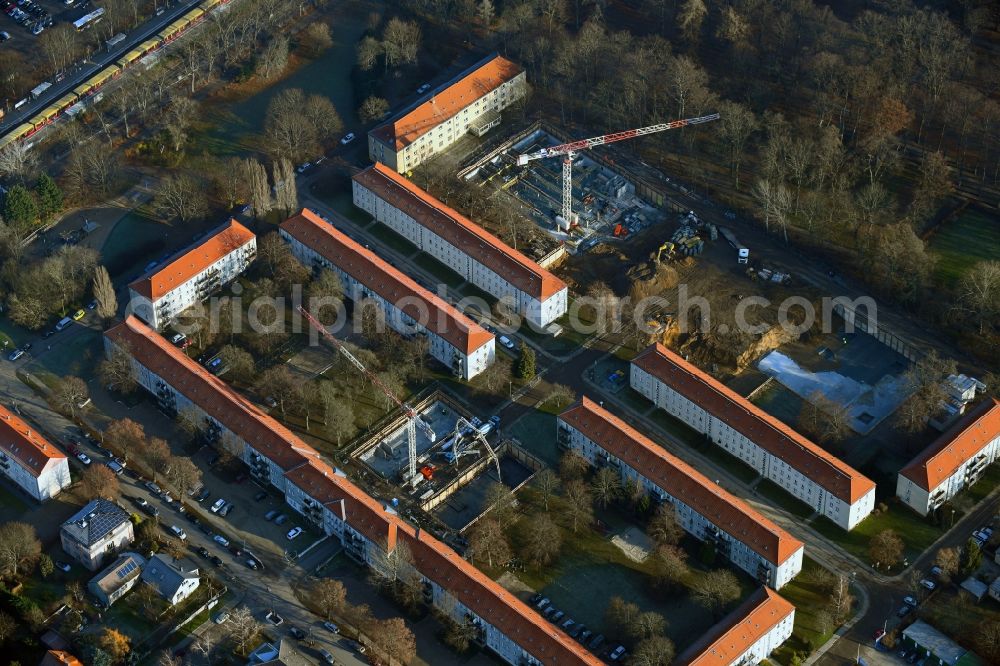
[169,525,187,540]
[340,132,355,145]
[416,83,431,94]
[323,621,339,634]
[898,605,913,617]
[265,510,279,521]
[105,460,124,475]
[920,579,936,591]
[195,488,211,502]
[588,634,605,651]
[498,335,515,349]
[318,649,335,665]
[76,452,92,465]
[170,332,186,345]
[550,610,564,623]
[55,561,72,573]
[140,504,160,517]
[903,596,917,607]
[534,596,549,609]
[219,502,234,517]
[254,491,268,502]
[210,498,226,513]
[144,481,162,495]
[288,626,305,639]
[213,611,230,624]
[209,555,224,567]
[7,349,24,361]
[274,514,289,525]
[195,546,210,558]
[213,534,230,547]
[930,565,942,577]
[72,309,85,321]
[246,559,259,570]
[286,526,303,540]
[609,645,627,662]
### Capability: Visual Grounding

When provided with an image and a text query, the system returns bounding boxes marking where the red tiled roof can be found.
[105,317,321,472]
[279,209,494,355]
[900,398,1000,491]
[370,55,522,151]
[559,397,803,566]
[0,403,66,478]
[41,650,85,666]
[353,163,566,302]
[108,317,599,665]
[633,344,875,504]
[676,587,795,666]
[128,219,255,301]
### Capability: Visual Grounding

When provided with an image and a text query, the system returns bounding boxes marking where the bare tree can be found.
[356,36,381,71]
[93,265,118,322]
[959,261,1000,334]
[272,158,298,216]
[651,544,689,590]
[647,503,683,546]
[691,569,741,619]
[0,522,41,579]
[591,467,621,508]
[358,96,390,123]
[314,578,347,620]
[520,513,562,567]
[153,174,209,223]
[468,518,512,568]
[558,450,589,482]
[933,546,960,582]
[562,480,594,533]
[257,36,289,80]
[0,611,17,644]
[371,617,416,664]
[226,606,262,655]
[0,142,38,182]
[53,376,89,420]
[676,0,707,44]
[243,158,272,218]
[80,465,120,500]
[829,573,854,623]
[799,391,853,444]
[164,457,201,499]
[38,24,80,75]
[163,95,199,153]
[381,18,421,70]
[533,468,560,510]
[869,529,905,568]
[718,101,757,188]
[104,418,147,464]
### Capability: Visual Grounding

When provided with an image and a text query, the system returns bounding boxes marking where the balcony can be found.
[556,428,571,451]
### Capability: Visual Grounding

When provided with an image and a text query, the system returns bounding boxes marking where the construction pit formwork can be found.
[458,122,666,245]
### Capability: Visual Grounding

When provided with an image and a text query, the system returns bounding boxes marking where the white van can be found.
[55,317,73,331]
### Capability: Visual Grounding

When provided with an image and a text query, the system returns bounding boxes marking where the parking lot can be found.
[0,0,90,57]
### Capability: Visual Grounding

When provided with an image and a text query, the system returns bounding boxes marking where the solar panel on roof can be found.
[116,559,138,579]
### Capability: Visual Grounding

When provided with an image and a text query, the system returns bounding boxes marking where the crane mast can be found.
[298,306,434,481]
[516,113,721,227]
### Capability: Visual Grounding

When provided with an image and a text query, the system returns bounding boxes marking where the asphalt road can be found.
[0,0,203,134]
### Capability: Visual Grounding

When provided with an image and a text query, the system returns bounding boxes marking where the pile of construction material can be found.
[671,225,704,256]
[755,268,791,285]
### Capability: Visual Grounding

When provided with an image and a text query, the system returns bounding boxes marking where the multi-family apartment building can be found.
[0,404,70,502]
[631,343,876,530]
[368,54,526,173]
[60,498,134,571]
[128,219,256,330]
[352,163,568,329]
[104,314,602,666]
[897,398,1000,516]
[675,587,796,666]
[558,397,804,589]
[279,208,496,380]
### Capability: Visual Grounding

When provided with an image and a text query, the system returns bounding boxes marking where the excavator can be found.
[653,241,676,264]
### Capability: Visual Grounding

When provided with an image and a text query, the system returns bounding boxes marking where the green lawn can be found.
[812,504,942,566]
[918,586,997,652]
[771,558,842,664]
[755,480,815,520]
[966,463,1000,504]
[928,208,1000,285]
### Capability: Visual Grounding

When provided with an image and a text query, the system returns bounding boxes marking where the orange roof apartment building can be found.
[128,219,256,331]
[368,54,526,174]
[675,587,795,666]
[353,163,568,328]
[0,403,70,502]
[558,397,804,590]
[104,315,600,666]
[279,209,495,380]
[631,343,876,530]
[897,398,1000,516]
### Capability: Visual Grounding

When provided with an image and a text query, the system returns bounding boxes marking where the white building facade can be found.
[631,344,876,530]
[353,163,568,329]
[368,54,527,174]
[128,219,256,331]
[558,398,804,590]
[0,406,71,502]
[897,398,1000,516]
[279,209,495,380]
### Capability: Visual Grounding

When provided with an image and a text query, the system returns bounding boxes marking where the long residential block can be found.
[675,587,795,666]
[368,54,527,173]
[558,397,804,589]
[897,398,1000,516]
[104,315,601,666]
[128,218,256,331]
[0,404,70,502]
[279,208,496,380]
[631,343,876,530]
[352,162,568,329]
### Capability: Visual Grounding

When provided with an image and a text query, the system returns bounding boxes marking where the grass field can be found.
[928,208,1000,285]
[812,503,942,566]
[772,558,842,664]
